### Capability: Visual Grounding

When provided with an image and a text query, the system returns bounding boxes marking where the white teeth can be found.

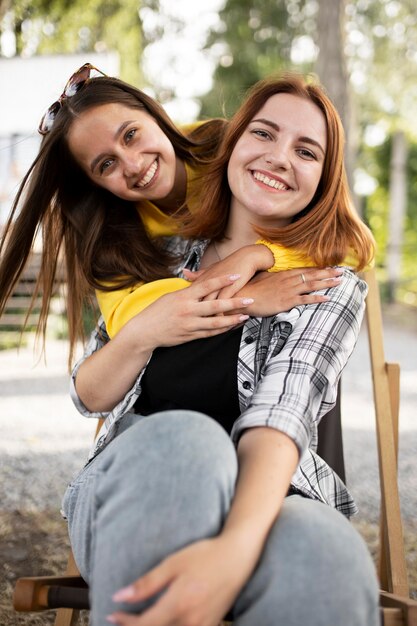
[253,171,289,191]
[138,160,158,187]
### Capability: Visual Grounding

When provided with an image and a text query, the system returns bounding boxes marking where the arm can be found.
[75,273,253,413]
[232,268,368,451]
[97,244,274,338]
[96,278,190,339]
[108,427,298,626]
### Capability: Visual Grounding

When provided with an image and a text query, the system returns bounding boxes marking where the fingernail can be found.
[112,586,135,601]
[106,617,118,624]
[241,298,254,305]
[335,268,344,274]
[229,274,240,280]
[239,314,249,321]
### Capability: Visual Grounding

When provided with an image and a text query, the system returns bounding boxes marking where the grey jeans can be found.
[62,410,380,626]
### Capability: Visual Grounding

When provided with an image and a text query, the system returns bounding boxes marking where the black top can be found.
[134,326,243,434]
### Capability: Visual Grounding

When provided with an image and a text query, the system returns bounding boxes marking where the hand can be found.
[183,244,274,302]
[107,537,247,626]
[126,273,254,352]
[219,266,344,317]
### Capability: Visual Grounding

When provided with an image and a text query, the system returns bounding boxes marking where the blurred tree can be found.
[0,0,142,85]
[315,0,357,191]
[347,0,417,300]
[200,0,316,117]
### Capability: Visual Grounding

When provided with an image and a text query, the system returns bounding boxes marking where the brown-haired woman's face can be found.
[227,92,327,231]
[67,103,180,203]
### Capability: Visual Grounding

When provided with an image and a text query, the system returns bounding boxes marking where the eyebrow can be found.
[90,120,134,173]
[250,117,325,156]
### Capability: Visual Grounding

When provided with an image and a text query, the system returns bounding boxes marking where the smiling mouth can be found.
[252,171,290,191]
[137,159,158,188]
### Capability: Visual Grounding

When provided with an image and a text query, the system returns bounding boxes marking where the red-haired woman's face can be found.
[67,103,184,207]
[227,92,327,234]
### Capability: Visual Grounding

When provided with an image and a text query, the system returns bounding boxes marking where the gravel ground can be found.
[0,311,416,523]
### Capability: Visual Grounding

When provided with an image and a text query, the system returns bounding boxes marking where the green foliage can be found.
[364,134,417,303]
[201,0,315,117]
[1,0,143,85]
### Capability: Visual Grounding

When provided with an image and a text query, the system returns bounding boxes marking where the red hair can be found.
[182,73,374,270]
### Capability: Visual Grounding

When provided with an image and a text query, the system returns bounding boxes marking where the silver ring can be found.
[300,273,306,284]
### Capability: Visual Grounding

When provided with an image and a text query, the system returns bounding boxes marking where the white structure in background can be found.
[0,52,119,224]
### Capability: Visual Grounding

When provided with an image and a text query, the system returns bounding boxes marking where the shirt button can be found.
[242,381,251,390]
[244,336,254,344]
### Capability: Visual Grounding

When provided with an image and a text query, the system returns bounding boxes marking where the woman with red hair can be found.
[63,74,378,626]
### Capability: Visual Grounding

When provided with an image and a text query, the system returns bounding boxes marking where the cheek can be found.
[302,164,323,196]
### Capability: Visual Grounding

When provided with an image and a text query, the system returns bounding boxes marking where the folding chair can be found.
[12,267,417,625]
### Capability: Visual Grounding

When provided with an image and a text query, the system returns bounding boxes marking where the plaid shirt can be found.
[71,238,368,517]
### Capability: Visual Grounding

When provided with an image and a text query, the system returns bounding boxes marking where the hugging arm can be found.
[97,242,343,338]
[74,273,253,414]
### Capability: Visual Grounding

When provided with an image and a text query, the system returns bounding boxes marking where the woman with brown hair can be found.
[64,74,379,626]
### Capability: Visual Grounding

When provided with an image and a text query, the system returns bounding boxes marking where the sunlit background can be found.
[0,0,416,306]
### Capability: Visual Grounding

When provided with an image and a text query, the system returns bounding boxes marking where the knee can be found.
[115,410,236,471]
[234,498,379,626]
[276,497,378,583]
[269,497,379,614]
[98,410,238,511]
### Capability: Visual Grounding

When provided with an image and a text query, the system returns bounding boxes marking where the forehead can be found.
[67,102,155,163]
[252,92,327,147]
[71,102,153,132]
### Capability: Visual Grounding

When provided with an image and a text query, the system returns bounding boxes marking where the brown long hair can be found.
[0,76,226,365]
[181,73,375,269]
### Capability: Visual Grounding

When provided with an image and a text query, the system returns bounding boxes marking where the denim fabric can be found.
[62,410,379,626]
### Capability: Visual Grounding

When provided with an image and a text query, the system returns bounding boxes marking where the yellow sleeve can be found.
[96,277,190,339]
[255,240,315,271]
[255,240,372,271]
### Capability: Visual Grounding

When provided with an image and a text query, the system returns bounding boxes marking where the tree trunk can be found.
[315,0,357,203]
[386,131,408,303]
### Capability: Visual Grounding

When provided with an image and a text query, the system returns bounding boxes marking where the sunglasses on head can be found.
[38,62,107,135]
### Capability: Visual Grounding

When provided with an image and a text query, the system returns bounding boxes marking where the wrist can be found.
[118,314,155,357]
[245,242,274,271]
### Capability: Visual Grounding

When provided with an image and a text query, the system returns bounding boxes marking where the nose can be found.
[121,152,142,178]
[265,142,291,170]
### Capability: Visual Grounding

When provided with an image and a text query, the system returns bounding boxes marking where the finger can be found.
[295,266,344,283]
[202,290,220,302]
[113,564,172,604]
[189,274,241,300]
[294,294,331,305]
[106,613,136,625]
[186,313,249,335]
[109,583,185,626]
[182,268,205,282]
[298,276,342,294]
[197,297,254,317]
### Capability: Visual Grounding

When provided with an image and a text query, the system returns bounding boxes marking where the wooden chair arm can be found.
[13,575,89,612]
[380,591,417,626]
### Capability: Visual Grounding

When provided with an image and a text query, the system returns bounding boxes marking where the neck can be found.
[219,208,259,256]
